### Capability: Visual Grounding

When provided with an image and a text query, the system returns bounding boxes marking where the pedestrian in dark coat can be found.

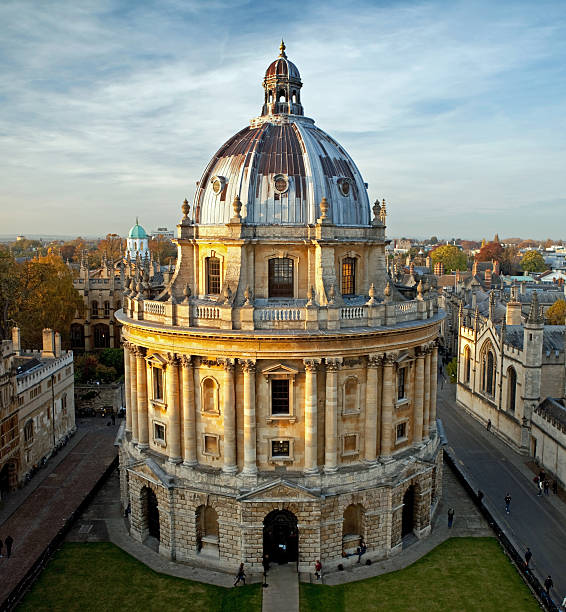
[357,541,367,563]
[447,508,455,528]
[234,563,246,586]
[262,554,270,574]
[486,419,492,432]
[552,480,558,495]
[524,547,532,567]
[504,493,511,514]
[544,575,553,594]
[544,480,550,496]
[4,535,12,557]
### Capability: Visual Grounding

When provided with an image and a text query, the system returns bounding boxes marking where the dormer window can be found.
[269,258,294,298]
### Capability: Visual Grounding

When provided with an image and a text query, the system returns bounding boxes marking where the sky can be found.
[1,0,565,240]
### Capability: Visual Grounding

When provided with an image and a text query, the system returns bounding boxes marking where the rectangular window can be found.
[271,440,290,457]
[206,257,221,295]
[396,422,407,441]
[203,434,219,456]
[154,423,165,442]
[344,434,357,453]
[397,368,406,400]
[268,258,294,298]
[341,257,356,296]
[153,367,163,401]
[271,379,290,415]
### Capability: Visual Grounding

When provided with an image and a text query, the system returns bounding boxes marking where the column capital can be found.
[166,352,179,367]
[132,345,146,358]
[367,353,382,368]
[180,354,193,369]
[123,340,133,351]
[218,357,236,372]
[325,357,342,372]
[304,358,321,372]
[383,353,397,366]
[241,359,256,374]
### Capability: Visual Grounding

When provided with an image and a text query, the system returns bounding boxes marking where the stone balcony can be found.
[122,293,438,332]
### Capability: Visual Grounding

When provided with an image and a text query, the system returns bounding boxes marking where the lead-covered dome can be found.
[193,44,371,227]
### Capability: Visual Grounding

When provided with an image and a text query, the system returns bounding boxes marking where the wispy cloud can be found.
[0,0,565,238]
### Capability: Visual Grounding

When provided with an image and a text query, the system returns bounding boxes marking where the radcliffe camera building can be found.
[117,44,443,572]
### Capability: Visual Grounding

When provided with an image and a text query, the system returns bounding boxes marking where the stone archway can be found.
[401,485,415,537]
[263,509,299,565]
[141,486,160,541]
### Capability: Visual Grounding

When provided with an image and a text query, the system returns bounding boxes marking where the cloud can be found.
[0,0,565,238]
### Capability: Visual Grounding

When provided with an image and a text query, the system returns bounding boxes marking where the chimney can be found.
[11,327,21,356]
[485,268,492,290]
[55,332,61,358]
[492,260,500,275]
[42,328,56,358]
[506,301,522,325]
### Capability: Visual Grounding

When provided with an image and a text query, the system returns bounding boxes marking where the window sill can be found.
[269,457,294,463]
[267,416,296,424]
[341,450,360,457]
[394,436,408,446]
[342,410,361,417]
[201,410,220,417]
[151,399,167,410]
[395,398,410,408]
[153,439,166,447]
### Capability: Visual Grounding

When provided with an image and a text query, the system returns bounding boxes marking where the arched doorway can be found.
[142,487,160,541]
[401,485,415,537]
[263,509,298,565]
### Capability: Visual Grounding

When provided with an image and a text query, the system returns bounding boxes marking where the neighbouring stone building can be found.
[117,44,443,574]
[0,328,75,497]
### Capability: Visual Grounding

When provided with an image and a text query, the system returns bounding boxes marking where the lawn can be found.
[300,538,537,612]
[18,542,261,612]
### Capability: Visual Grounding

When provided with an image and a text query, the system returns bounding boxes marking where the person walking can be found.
[262,553,270,574]
[544,480,550,496]
[544,575,553,595]
[357,541,367,563]
[552,480,558,495]
[4,535,13,558]
[538,480,544,496]
[447,508,455,528]
[314,559,322,580]
[504,493,511,514]
[486,419,492,432]
[234,563,246,586]
[524,547,532,568]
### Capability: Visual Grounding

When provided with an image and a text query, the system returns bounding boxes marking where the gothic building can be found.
[117,44,443,574]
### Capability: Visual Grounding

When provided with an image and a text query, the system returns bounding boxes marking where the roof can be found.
[536,398,566,428]
[503,325,565,351]
[128,222,148,239]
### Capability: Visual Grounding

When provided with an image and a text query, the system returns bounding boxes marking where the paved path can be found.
[0,417,119,606]
[438,383,566,604]
[262,563,299,612]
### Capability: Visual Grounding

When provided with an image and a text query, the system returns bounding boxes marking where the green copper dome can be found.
[128,218,148,239]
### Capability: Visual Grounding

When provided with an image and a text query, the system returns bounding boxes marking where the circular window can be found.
[211,176,225,195]
[274,174,288,194]
[338,178,351,197]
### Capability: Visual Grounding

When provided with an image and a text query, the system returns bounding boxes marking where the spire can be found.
[528,291,542,324]
[279,39,286,58]
[136,216,139,226]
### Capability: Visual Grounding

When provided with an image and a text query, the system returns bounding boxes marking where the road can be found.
[438,383,566,603]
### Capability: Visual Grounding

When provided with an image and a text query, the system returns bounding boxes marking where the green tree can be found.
[99,348,124,377]
[429,245,467,272]
[520,250,547,273]
[546,299,566,325]
[446,357,458,383]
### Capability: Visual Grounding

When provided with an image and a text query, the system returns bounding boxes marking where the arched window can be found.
[278,89,286,102]
[341,257,356,296]
[268,90,273,103]
[104,301,111,317]
[464,346,471,383]
[93,323,110,348]
[268,258,294,298]
[141,486,160,541]
[507,367,517,413]
[91,301,98,317]
[24,419,33,443]
[201,378,219,413]
[206,257,220,295]
[196,505,219,557]
[70,323,84,348]
[342,503,364,555]
[481,345,496,396]
[292,90,297,103]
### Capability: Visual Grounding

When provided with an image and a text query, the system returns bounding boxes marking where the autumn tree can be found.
[429,244,467,272]
[475,241,504,262]
[149,235,177,263]
[499,246,521,275]
[520,250,547,273]
[546,299,566,325]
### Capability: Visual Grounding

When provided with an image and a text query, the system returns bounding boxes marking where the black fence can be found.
[444,448,559,612]
[1,456,119,612]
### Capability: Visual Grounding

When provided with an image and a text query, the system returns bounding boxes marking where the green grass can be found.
[300,538,537,612]
[18,542,261,612]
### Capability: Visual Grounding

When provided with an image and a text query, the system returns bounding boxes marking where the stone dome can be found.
[193,44,371,227]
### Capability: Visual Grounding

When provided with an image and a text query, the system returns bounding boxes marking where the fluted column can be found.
[304,359,320,475]
[423,347,432,438]
[380,355,395,460]
[181,355,197,466]
[364,355,381,463]
[429,344,438,433]
[221,358,237,474]
[413,350,425,443]
[129,346,138,442]
[166,353,181,463]
[242,360,257,475]
[136,347,149,448]
[123,342,132,433]
[324,358,341,473]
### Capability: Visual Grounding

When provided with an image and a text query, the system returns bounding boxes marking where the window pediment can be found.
[147,353,167,367]
[262,363,299,378]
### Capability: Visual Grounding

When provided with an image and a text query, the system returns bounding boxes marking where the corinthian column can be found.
[380,355,395,460]
[242,360,257,475]
[123,341,132,433]
[304,359,320,475]
[135,347,149,448]
[166,353,181,463]
[429,344,438,433]
[364,354,380,464]
[181,355,197,466]
[423,347,432,438]
[129,346,138,442]
[324,358,341,473]
[220,358,237,474]
[413,349,425,443]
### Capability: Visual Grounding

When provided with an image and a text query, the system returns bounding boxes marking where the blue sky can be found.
[1,0,565,239]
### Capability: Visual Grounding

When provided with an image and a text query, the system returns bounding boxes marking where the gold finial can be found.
[279,39,287,58]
